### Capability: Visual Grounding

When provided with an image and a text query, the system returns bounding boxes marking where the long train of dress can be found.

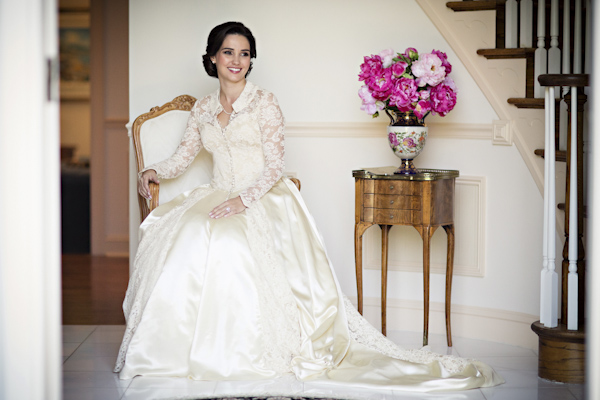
[114,82,503,392]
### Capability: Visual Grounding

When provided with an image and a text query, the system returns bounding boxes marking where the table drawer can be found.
[363,208,422,225]
[363,193,421,210]
[364,180,421,195]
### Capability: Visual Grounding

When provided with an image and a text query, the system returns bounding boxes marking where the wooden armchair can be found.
[132,94,300,222]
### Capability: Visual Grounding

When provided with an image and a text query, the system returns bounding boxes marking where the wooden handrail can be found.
[538,74,589,87]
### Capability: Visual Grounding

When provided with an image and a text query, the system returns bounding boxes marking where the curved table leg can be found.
[380,224,392,335]
[443,224,455,347]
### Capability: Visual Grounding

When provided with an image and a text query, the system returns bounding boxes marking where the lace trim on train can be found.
[246,202,301,374]
[342,296,470,375]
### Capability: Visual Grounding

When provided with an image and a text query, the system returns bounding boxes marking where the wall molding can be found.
[286,121,492,140]
[353,296,538,351]
[364,176,486,277]
[492,119,513,145]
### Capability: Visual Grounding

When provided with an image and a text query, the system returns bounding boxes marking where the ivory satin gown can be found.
[114,82,503,392]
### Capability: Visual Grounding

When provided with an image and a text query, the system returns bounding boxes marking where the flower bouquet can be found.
[358,48,458,174]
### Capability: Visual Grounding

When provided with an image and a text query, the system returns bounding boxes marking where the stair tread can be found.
[508,98,546,109]
[446,1,496,11]
[534,149,567,162]
[477,48,535,59]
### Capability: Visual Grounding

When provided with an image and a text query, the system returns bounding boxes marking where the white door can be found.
[0,0,62,399]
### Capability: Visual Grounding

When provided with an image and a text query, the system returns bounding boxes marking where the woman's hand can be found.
[138,169,159,199]
[209,196,246,219]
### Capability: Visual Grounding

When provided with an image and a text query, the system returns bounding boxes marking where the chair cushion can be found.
[140,110,212,205]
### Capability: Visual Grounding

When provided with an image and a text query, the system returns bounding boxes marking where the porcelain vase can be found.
[386,110,428,175]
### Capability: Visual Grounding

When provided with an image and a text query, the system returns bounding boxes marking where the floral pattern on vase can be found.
[387,125,428,174]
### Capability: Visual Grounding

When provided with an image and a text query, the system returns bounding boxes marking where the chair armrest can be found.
[289,177,301,191]
[149,182,160,212]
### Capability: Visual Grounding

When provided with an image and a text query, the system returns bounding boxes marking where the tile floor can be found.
[62,325,585,400]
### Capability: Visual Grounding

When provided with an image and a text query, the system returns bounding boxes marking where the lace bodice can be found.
[145,81,285,207]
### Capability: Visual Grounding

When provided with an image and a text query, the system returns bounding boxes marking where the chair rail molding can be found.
[285,121,493,141]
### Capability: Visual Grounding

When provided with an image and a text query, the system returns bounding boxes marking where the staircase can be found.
[441,0,589,384]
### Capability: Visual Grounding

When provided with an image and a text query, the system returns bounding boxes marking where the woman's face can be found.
[211,34,252,83]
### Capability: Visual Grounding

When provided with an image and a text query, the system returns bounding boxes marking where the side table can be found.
[353,167,459,346]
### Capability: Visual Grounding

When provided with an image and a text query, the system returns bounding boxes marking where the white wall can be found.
[130,0,544,347]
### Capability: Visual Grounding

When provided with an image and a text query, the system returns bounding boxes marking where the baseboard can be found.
[351,296,538,351]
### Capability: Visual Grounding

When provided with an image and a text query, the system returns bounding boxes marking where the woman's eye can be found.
[223,50,232,55]
[241,52,250,57]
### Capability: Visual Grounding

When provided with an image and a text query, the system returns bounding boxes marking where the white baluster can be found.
[548,0,561,98]
[560,0,571,151]
[568,87,579,330]
[506,0,518,48]
[573,0,582,73]
[541,86,551,326]
[520,0,533,48]
[535,0,548,98]
[541,85,559,328]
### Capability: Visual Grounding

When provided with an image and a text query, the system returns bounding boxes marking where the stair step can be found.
[557,203,588,217]
[477,48,535,59]
[534,149,567,162]
[507,98,545,109]
[446,1,496,11]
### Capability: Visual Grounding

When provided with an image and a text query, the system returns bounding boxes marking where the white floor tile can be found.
[392,388,486,399]
[63,386,127,400]
[86,329,127,344]
[63,354,118,372]
[567,384,585,400]
[303,382,396,400]
[63,342,81,357]
[212,376,303,397]
[63,370,132,389]
[451,337,536,358]
[72,341,122,357]
[121,387,195,400]
[128,376,217,392]
[476,356,538,372]
[479,386,576,400]
[63,325,97,343]
[488,370,558,389]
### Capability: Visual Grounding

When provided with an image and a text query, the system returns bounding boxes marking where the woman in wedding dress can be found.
[114,21,503,392]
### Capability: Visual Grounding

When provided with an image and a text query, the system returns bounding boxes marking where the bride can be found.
[114,21,503,392]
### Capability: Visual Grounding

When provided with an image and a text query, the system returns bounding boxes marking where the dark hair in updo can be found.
[202,22,257,78]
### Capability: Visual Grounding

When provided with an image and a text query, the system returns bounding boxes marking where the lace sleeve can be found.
[239,92,285,207]
[142,100,204,179]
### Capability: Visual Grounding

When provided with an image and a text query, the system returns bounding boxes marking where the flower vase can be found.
[386,110,428,175]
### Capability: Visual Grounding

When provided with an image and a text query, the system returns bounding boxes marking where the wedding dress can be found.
[114,81,503,392]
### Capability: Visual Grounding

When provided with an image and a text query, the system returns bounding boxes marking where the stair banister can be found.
[573,0,582,74]
[548,0,560,99]
[559,0,571,151]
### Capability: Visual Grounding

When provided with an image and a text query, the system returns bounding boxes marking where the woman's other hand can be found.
[209,196,246,219]
[138,169,159,199]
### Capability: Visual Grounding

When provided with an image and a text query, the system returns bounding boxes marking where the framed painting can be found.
[59,12,90,100]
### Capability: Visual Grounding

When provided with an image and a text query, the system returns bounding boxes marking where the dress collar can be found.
[209,81,257,115]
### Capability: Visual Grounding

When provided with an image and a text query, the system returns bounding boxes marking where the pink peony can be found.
[411,53,446,87]
[391,60,408,78]
[388,131,399,146]
[366,68,394,101]
[432,49,452,74]
[389,77,419,109]
[419,89,430,100]
[358,55,383,82]
[441,76,458,93]
[379,48,395,68]
[358,85,383,115]
[430,83,457,116]
[413,100,432,120]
